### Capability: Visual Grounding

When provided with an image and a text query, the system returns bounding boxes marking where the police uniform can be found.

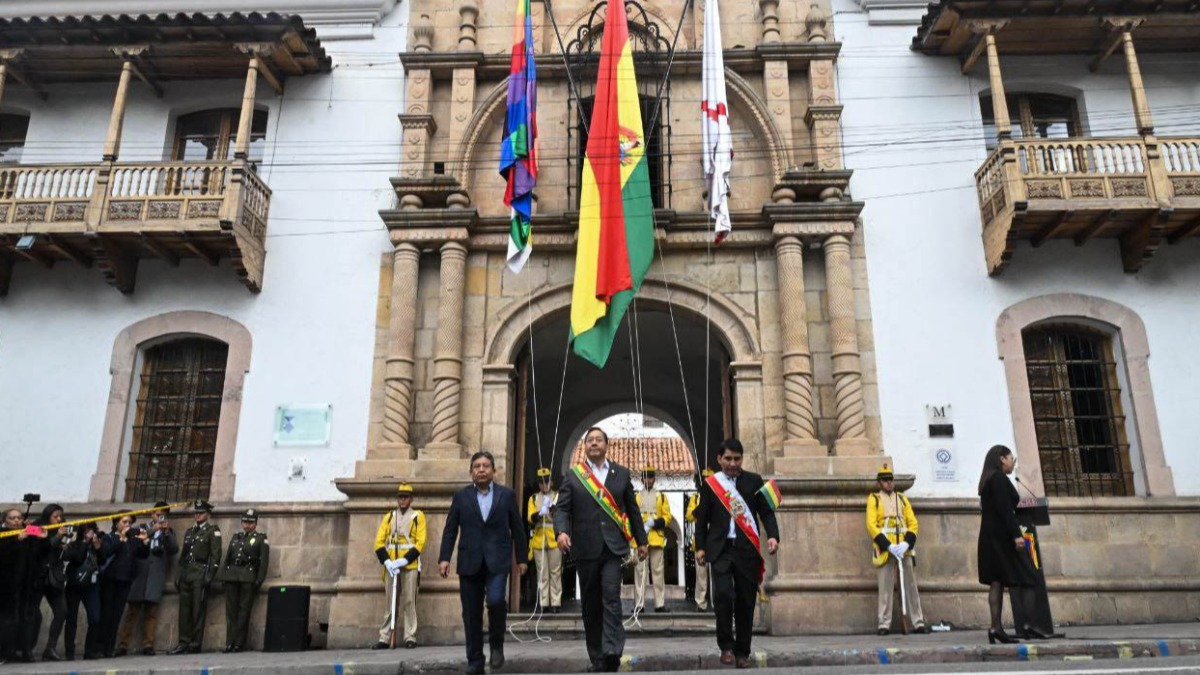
[686,469,714,610]
[170,499,222,654]
[634,466,673,612]
[220,509,270,652]
[373,483,426,649]
[526,468,561,612]
[866,464,926,634]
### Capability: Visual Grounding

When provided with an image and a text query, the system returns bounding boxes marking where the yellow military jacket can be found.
[866,490,918,567]
[638,489,673,549]
[374,507,427,572]
[527,492,558,551]
[685,493,700,552]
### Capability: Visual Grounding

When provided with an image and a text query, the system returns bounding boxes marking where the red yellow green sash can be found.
[572,463,633,543]
[705,474,765,582]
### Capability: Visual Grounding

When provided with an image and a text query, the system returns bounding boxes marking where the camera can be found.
[23,493,40,504]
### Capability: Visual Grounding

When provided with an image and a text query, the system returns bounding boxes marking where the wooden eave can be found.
[912,0,1200,57]
[0,12,331,86]
[399,43,842,79]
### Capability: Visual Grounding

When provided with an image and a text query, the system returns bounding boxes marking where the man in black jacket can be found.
[439,450,528,675]
[554,427,648,673]
[695,438,779,669]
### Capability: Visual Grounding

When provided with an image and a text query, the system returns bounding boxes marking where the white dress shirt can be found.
[587,458,611,486]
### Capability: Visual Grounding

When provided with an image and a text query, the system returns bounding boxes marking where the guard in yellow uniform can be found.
[686,469,714,610]
[866,464,927,635]
[527,468,562,613]
[373,483,427,649]
[635,466,673,612]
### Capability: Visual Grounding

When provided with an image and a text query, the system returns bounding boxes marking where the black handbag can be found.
[45,556,68,591]
[69,551,100,589]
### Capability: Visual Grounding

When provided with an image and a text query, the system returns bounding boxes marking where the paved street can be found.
[1,622,1198,674]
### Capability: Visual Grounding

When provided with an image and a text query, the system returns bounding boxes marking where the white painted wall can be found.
[835,2,1200,497]
[0,3,410,503]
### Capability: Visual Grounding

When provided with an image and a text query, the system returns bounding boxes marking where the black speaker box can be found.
[264,585,310,652]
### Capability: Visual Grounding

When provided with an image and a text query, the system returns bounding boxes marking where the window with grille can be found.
[574,95,668,210]
[1023,326,1134,497]
[125,338,229,502]
[980,93,1081,151]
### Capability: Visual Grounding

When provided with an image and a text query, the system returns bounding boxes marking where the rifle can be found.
[387,563,400,648]
[896,550,911,635]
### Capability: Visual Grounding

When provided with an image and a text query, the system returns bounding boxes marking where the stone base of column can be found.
[833,437,874,457]
[412,442,466,479]
[353,442,415,479]
[774,454,892,477]
[782,438,828,457]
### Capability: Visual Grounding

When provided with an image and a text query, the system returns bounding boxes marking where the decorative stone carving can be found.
[824,235,867,446]
[805,3,828,42]
[15,203,50,223]
[431,242,468,445]
[758,0,781,43]
[458,2,478,50]
[107,201,143,221]
[1171,176,1200,196]
[148,200,183,220]
[52,202,87,222]
[383,243,421,447]
[1025,179,1063,199]
[1067,179,1105,199]
[187,200,222,219]
[776,237,817,442]
[0,204,9,222]
[1110,178,1148,198]
[413,14,434,52]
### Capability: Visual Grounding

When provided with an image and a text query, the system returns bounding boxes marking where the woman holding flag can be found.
[694,439,780,669]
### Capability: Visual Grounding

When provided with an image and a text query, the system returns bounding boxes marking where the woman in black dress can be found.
[977,444,1041,644]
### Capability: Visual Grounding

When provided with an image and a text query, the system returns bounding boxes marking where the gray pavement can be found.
[1,623,1198,674]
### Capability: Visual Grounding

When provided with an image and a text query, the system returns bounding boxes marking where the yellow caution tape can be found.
[0,502,191,540]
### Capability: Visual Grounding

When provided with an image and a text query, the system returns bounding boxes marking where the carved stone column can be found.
[424,242,468,461]
[823,234,870,457]
[759,0,794,162]
[759,0,781,43]
[383,244,421,447]
[447,3,480,177]
[774,236,824,464]
[400,16,437,179]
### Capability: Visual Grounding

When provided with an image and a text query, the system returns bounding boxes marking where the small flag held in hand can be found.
[758,479,782,511]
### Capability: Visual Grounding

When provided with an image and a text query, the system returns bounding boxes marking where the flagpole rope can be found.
[644,0,695,148]
[541,0,588,145]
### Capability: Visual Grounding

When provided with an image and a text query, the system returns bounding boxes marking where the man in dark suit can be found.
[695,438,780,669]
[554,427,648,673]
[439,450,529,675]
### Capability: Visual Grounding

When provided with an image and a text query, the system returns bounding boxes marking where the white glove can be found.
[887,543,903,558]
[538,504,550,517]
[385,558,403,575]
[896,542,911,557]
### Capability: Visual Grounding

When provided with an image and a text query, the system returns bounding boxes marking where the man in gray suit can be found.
[555,427,648,673]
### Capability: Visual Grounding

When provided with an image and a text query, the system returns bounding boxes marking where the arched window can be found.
[173,108,268,163]
[980,93,1080,150]
[125,337,230,502]
[1022,325,1132,497]
[0,112,30,163]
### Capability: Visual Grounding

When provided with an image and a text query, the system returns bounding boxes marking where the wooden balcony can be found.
[976,135,1200,274]
[0,160,270,295]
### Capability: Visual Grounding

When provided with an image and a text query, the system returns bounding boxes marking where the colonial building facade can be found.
[1,0,1198,650]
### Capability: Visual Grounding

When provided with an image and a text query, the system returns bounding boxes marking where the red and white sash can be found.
[705,474,765,582]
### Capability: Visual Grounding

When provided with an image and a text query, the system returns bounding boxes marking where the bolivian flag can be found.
[569,0,655,368]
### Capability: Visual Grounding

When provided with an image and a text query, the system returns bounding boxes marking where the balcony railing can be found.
[0,159,270,293]
[975,135,1200,275]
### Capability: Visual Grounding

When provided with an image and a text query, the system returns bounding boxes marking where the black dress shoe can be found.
[405,640,417,649]
[188,645,202,654]
[654,606,670,613]
[604,654,621,672]
[491,647,505,669]
[223,645,235,653]
[465,662,486,675]
[877,628,889,636]
[167,644,190,656]
[104,650,115,658]
[1022,624,1052,640]
[371,641,390,650]
[114,647,128,657]
[41,649,63,662]
[549,606,560,614]
[914,624,930,634]
[142,647,156,656]
[587,660,604,672]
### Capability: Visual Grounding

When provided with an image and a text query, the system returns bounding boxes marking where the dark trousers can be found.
[224,582,259,649]
[99,580,132,655]
[459,562,509,669]
[577,550,626,667]
[25,586,66,655]
[177,576,210,648]
[64,585,102,659]
[0,594,19,659]
[711,541,760,658]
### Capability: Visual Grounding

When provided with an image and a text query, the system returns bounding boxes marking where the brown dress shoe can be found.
[720,651,734,665]
[735,656,751,669]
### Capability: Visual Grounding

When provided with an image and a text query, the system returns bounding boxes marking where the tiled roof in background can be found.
[570,436,696,475]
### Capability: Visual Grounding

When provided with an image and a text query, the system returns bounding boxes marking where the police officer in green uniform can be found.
[169,499,222,655]
[220,509,270,653]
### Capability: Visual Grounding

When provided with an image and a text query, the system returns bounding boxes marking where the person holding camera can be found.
[22,504,69,663]
[0,508,28,664]
[169,500,222,655]
[63,522,110,661]
[99,515,149,657]
[220,508,270,653]
[117,502,177,656]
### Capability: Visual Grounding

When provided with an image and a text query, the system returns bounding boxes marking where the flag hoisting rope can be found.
[701,0,732,244]
[500,0,539,273]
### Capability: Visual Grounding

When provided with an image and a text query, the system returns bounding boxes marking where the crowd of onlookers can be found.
[0,502,178,664]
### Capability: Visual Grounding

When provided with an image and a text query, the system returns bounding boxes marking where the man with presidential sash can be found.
[372,483,426,650]
[634,465,672,613]
[685,468,714,611]
[554,427,648,673]
[527,467,562,613]
[694,439,779,669]
[867,463,927,635]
